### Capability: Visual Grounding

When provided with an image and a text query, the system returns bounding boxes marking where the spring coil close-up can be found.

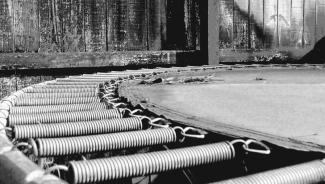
[68,142,235,184]
[14,97,99,106]
[13,117,143,139]
[18,92,98,99]
[215,160,325,184]
[32,128,177,157]
[10,102,107,114]
[50,82,103,86]
[35,84,98,88]
[68,76,124,79]
[9,109,122,126]
[22,87,97,93]
[56,79,115,83]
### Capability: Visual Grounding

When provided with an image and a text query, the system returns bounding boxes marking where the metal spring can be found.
[18,92,98,99]
[9,109,122,126]
[68,76,124,79]
[57,77,117,82]
[51,82,102,86]
[31,128,177,157]
[68,142,235,184]
[56,79,115,83]
[13,117,143,139]
[22,87,97,93]
[215,160,325,184]
[14,97,99,106]
[90,74,127,78]
[10,102,106,114]
[36,84,98,89]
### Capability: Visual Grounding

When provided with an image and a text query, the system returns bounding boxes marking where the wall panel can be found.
[316,0,325,42]
[278,0,291,47]
[250,0,264,49]
[219,0,233,49]
[127,0,147,50]
[233,0,249,49]
[304,0,316,47]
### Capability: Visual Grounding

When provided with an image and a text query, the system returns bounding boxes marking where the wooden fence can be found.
[1,0,325,60]
[220,0,325,50]
[0,0,201,53]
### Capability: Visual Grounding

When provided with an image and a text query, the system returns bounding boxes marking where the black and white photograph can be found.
[0,0,325,184]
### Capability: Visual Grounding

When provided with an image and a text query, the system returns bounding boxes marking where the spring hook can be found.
[98,92,115,99]
[45,165,68,178]
[150,118,170,128]
[181,127,206,139]
[105,84,116,89]
[230,139,271,155]
[105,102,126,109]
[243,139,271,155]
[139,116,170,129]
[122,108,143,117]
[173,126,206,142]
[106,98,120,103]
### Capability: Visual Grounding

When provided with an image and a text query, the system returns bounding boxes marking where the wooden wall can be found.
[0,0,200,53]
[0,0,38,52]
[219,0,325,51]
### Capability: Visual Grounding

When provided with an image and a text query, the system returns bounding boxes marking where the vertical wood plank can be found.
[250,0,264,49]
[106,0,115,50]
[148,0,162,50]
[316,0,325,42]
[11,0,14,52]
[160,0,167,49]
[38,0,52,51]
[111,0,128,50]
[208,0,219,65]
[264,0,277,48]
[278,0,291,47]
[289,0,303,47]
[304,0,316,47]
[184,0,198,50]
[127,0,146,50]
[233,0,249,49]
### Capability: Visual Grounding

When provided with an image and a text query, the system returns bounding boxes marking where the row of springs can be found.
[6,68,325,184]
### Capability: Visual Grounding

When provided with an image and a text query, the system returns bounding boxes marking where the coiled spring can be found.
[22,87,97,94]
[51,82,102,86]
[9,109,122,126]
[10,102,106,114]
[18,92,98,99]
[13,117,143,139]
[14,97,99,106]
[36,84,98,88]
[56,79,115,83]
[68,76,123,79]
[215,160,325,184]
[68,142,235,184]
[30,128,177,157]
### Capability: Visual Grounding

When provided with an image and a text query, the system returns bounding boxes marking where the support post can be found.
[200,0,219,65]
